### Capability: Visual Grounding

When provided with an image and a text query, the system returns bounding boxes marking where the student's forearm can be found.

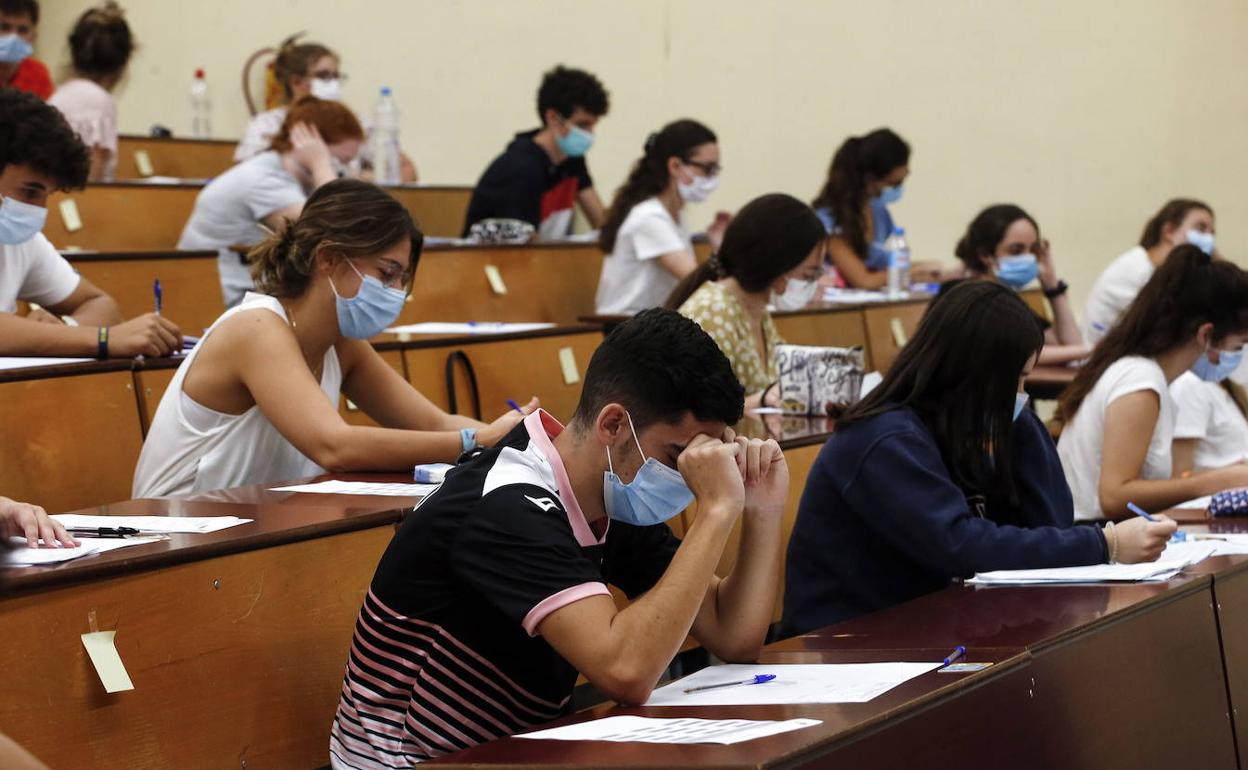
[1037,344,1091,367]
[705,510,783,660]
[1100,470,1236,519]
[0,314,98,356]
[0,733,51,770]
[1047,294,1084,346]
[67,294,123,326]
[312,423,468,471]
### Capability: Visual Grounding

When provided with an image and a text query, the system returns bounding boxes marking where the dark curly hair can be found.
[0,90,90,190]
[0,0,39,24]
[536,65,609,121]
[68,1,133,80]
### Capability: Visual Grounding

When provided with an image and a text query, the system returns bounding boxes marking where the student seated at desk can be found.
[47,1,132,182]
[811,128,941,289]
[953,204,1090,366]
[1085,198,1215,344]
[1058,245,1248,520]
[668,193,826,411]
[331,308,785,767]
[135,180,533,498]
[1172,368,1248,474]
[0,90,181,357]
[781,281,1174,636]
[234,33,417,182]
[179,97,364,308]
[463,65,609,239]
[0,0,53,99]
[595,119,728,315]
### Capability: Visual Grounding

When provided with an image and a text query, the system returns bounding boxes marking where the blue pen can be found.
[506,399,524,414]
[684,674,776,694]
[153,279,162,315]
[1129,501,1185,541]
[941,646,967,666]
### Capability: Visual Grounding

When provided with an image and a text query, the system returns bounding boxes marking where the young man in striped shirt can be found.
[331,308,789,768]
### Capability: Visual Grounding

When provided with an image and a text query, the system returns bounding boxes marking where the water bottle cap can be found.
[381,86,392,96]
[195,68,205,79]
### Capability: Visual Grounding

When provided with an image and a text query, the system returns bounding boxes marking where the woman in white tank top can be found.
[133,180,537,498]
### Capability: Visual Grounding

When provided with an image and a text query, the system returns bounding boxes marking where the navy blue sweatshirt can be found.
[780,407,1107,637]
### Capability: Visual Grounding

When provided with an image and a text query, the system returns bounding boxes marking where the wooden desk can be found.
[46,183,200,251]
[386,185,473,238]
[63,250,223,336]
[115,135,236,180]
[0,473,418,770]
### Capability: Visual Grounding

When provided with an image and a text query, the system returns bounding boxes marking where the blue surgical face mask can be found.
[1187,229,1215,256]
[0,194,48,245]
[329,260,407,339]
[556,121,594,158]
[876,185,903,205]
[603,411,694,527]
[995,253,1039,290]
[1191,345,1244,383]
[0,33,32,64]
[1013,392,1030,422]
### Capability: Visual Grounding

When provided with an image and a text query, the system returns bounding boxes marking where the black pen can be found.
[65,526,141,538]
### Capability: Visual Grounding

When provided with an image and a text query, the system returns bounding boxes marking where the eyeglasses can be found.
[684,160,722,178]
[311,70,346,82]
[350,258,411,292]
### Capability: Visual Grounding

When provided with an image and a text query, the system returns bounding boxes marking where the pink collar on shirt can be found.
[524,409,607,547]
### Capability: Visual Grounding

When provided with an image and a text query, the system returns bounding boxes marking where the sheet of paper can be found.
[749,407,786,414]
[385,322,555,335]
[0,356,94,371]
[517,716,821,745]
[968,542,1215,585]
[52,514,252,534]
[3,536,164,566]
[81,631,135,693]
[822,289,891,304]
[270,480,439,496]
[860,371,883,398]
[644,663,941,706]
[1190,533,1248,557]
[1177,495,1212,510]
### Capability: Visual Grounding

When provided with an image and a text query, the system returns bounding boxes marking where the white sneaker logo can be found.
[524,495,559,512]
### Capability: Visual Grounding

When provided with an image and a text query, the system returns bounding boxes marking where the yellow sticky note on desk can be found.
[59,199,84,232]
[890,317,908,348]
[558,346,580,385]
[134,149,155,177]
[484,264,508,295]
[81,630,135,693]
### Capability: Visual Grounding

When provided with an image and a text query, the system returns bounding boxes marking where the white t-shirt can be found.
[1171,371,1248,471]
[48,78,119,181]
[594,197,692,315]
[0,233,81,313]
[1058,356,1175,520]
[1084,246,1154,344]
[132,292,342,498]
[177,151,306,308]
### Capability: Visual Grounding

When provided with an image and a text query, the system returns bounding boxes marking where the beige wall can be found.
[34,0,1248,316]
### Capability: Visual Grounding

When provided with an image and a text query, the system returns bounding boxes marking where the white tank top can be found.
[132,292,343,498]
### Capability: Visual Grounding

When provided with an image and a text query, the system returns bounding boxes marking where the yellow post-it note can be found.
[558,346,580,385]
[134,149,154,177]
[59,199,84,232]
[81,630,135,693]
[345,398,360,412]
[484,264,508,295]
[890,317,908,348]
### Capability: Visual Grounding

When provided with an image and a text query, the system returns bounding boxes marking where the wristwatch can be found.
[1043,280,1069,300]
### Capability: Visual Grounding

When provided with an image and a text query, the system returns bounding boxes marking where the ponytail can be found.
[1060,244,1248,421]
[811,128,910,262]
[1138,198,1213,249]
[599,119,717,253]
[665,258,722,310]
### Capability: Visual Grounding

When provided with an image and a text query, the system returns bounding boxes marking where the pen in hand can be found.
[154,278,162,316]
[506,399,525,415]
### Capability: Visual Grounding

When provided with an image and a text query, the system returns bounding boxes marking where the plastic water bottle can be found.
[885,227,911,298]
[189,69,211,139]
[372,86,401,185]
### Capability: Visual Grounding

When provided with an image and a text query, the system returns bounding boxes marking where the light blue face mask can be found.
[556,121,594,158]
[1013,392,1030,422]
[877,185,903,205]
[1191,345,1244,383]
[995,253,1039,290]
[329,260,407,339]
[603,411,694,527]
[1186,229,1215,256]
[0,33,32,64]
[0,195,48,245]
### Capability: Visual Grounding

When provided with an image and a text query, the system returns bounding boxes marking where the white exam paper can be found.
[385,322,555,335]
[1191,533,1248,557]
[516,716,821,745]
[968,541,1215,585]
[271,480,439,497]
[1176,495,1212,510]
[53,514,252,534]
[3,536,164,566]
[644,663,941,706]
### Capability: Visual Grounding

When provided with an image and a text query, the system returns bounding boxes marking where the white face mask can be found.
[771,276,819,311]
[1186,229,1215,256]
[309,77,342,101]
[0,194,48,245]
[677,168,720,203]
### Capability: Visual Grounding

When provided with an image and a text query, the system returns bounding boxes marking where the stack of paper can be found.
[968,541,1215,585]
[271,480,439,496]
[643,662,941,706]
[1190,533,1248,557]
[3,535,164,566]
[517,716,821,745]
[52,514,252,533]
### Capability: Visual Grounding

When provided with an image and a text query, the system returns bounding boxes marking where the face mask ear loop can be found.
[605,444,615,475]
[624,410,647,462]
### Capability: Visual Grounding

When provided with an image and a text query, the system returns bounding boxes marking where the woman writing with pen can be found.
[781,281,1174,637]
[133,179,536,499]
